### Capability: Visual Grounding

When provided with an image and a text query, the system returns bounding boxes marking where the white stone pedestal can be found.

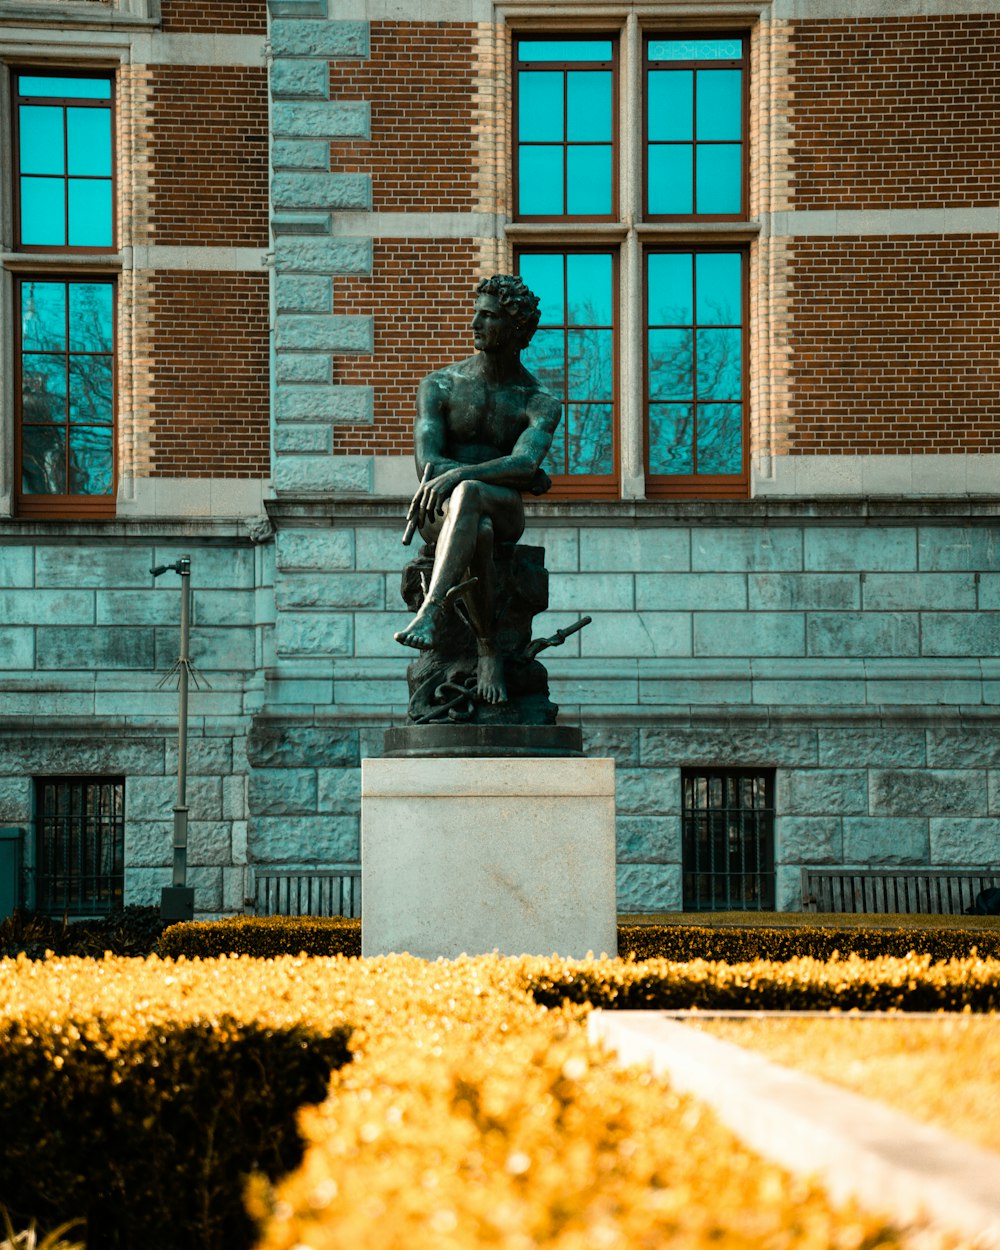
[361,756,617,959]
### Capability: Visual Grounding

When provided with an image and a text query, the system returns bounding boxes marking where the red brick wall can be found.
[143,271,269,476]
[789,17,1000,209]
[787,235,1000,454]
[138,66,268,248]
[330,22,477,213]
[333,239,483,454]
[160,0,266,35]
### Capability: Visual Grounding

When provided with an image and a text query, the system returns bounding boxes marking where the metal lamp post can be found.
[151,556,199,921]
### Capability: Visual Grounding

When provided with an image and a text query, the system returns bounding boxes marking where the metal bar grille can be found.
[253,868,362,918]
[33,777,124,917]
[682,769,775,911]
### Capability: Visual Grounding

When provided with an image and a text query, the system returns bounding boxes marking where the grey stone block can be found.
[580,726,640,765]
[275,313,373,354]
[273,235,370,275]
[693,528,801,572]
[126,820,172,868]
[980,574,1000,610]
[166,735,234,777]
[863,572,976,611]
[918,526,1000,571]
[0,547,33,587]
[317,767,360,814]
[271,58,329,99]
[35,546,154,588]
[36,626,154,670]
[269,0,328,19]
[819,727,926,768]
[637,573,747,612]
[0,629,34,670]
[778,769,868,816]
[921,612,1000,657]
[355,528,408,573]
[276,353,331,384]
[270,19,368,58]
[95,591,177,626]
[616,768,679,816]
[775,816,843,864]
[867,676,983,706]
[807,612,919,657]
[192,590,255,627]
[276,529,355,572]
[232,822,250,866]
[694,612,805,657]
[276,383,373,422]
[749,574,860,611]
[124,866,171,907]
[274,456,372,495]
[617,814,680,863]
[152,546,255,590]
[580,528,689,572]
[222,865,249,914]
[271,139,330,170]
[0,736,163,777]
[276,274,332,314]
[641,726,818,768]
[188,822,236,867]
[273,175,374,217]
[549,573,633,611]
[275,425,333,455]
[640,676,753,705]
[128,775,223,821]
[927,730,1000,769]
[870,769,987,817]
[775,863,806,911]
[804,527,917,572]
[0,776,31,822]
[842,817,928,865]
[247,722,359,768]
[275,611,353,656]
[248,768,318,815]
[929,818,1000,865]
[752,677,866,707]
[222,775,247,821]
[273,213,331,237]
[155,626,256,673]
[273,100,368,140]
[0,589,95,625]
[616,862,682,912]
[276,573,383,610]
[582,612,691,658]
[188,866,223,913]
[249,814,359,864]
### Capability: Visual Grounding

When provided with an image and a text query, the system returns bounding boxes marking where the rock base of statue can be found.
[400,541,561,727]
[384,723,582,758]
[361,756,617,959]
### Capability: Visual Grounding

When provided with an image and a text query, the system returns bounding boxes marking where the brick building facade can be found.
[1,0,998,919]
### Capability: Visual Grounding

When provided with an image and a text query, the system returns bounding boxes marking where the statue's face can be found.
[471,293,515,353]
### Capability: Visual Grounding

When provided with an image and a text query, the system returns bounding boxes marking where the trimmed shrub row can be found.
[523,951,1000,1013]
[0,908,168,960]
[155,916,1000,964]
[0,956,352,1250]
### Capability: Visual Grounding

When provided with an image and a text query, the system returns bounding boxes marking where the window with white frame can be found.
[511,29,751,499]
[11,69,117,517]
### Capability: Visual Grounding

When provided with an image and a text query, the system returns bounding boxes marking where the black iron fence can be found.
[29,778,125,917]
[251,867,362,918]
[682,768,775,911]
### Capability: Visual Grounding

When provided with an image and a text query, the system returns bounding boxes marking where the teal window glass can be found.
[518,251,616,479]
[15,73,114,250]
[19,279,115,497]
[646,251,744,479]
[646,39,744,217]
[515,40,614,218]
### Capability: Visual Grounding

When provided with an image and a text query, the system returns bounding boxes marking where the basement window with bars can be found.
[32,777,124,917]
[681,768,774,911]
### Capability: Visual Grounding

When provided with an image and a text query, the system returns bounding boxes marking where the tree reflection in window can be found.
[20,279,114,496]
[518,251,616,482]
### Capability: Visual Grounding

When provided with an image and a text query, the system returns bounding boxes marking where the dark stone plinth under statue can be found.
[384,723,583,758]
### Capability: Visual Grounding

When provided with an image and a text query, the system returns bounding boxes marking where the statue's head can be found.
[474,274,541,350]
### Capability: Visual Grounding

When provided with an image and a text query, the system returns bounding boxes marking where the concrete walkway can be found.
[589,1011,1000,1247]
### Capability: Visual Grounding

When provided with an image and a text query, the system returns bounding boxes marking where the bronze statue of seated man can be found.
[394,274,561,706]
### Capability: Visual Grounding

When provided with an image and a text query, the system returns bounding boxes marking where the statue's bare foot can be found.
[394,599,445,651]
[476,644,507,704]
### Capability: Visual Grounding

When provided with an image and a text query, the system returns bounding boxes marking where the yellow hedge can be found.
[0,955,352,1250]
[158,917,1000,965]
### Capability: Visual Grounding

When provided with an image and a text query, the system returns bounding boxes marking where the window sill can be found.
[0,0,158,28]
[3,250,122,270]
[505,220,762,241]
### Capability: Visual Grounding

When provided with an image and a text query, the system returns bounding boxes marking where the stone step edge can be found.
[588,1010,1000,1248]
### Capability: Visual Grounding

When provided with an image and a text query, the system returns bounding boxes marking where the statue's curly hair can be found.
[475,274,541,349]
